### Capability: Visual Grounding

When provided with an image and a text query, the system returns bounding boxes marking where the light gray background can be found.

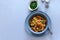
[0,0,60,40]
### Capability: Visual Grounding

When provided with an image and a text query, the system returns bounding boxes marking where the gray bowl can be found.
[25,11,51,35]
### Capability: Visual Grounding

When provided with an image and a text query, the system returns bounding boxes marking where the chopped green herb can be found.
[40,20,44,24]
[30,1,37,9]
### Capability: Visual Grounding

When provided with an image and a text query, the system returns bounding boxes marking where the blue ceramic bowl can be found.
[25,11,51,35]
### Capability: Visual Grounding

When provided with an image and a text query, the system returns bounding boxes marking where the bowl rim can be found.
[25,11,51,35]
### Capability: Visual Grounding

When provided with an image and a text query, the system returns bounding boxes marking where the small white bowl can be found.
[28,0,38,11]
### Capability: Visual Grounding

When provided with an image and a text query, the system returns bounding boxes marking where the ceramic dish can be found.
[28,0,38,11]
[25,11,51,35]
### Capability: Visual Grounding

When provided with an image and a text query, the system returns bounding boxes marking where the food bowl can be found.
[28,0,38,11]
[25,11,51,35]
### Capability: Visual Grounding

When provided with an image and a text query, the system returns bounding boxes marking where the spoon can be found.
[48,27,53,35]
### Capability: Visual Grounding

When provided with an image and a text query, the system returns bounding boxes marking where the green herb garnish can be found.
[40,20,44,24]
[30,1,37,9]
